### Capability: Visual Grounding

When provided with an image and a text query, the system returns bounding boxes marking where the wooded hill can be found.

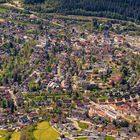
[1,0,140,22]
[59,0,140,21]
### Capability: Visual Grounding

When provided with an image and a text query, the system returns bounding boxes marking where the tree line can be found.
[23,0,140,22]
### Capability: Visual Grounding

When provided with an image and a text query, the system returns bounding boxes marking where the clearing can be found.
[34,121,60,140]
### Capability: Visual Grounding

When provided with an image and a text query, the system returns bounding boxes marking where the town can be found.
[0,3,140,140]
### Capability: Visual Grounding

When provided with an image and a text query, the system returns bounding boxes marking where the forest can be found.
[23,0,140,22]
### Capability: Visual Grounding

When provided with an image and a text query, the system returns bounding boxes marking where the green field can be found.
[0,121,59,140]
[75,137,88,140]
[105,136,116,140]
[0,7,8,12]
[34,121,60,140]
[0,130,8,140]
[78,121,89,130]
[0,130,20,140]
[10,132,21,140]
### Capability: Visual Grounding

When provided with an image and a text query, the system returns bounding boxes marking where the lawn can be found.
[0,130,8,140]
[34,121,60,140]
[10,132,21,140]
[0,7,8,12]
[105,136,116,140]
[77,121,89,130]
[99,96,108,100]
[75,137,88,140]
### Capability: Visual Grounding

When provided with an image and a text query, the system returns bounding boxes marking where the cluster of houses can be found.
[21,27,133,93]
[1,8,140,140]
[1,7,136,93]
[50,98,140,140]
[0,86,41,131]
[89,100,140,122]
[0,13,39,60]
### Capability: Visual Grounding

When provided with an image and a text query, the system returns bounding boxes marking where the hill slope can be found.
[23,0,140,22]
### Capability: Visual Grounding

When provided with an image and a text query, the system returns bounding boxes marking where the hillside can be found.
[23,0,140,22]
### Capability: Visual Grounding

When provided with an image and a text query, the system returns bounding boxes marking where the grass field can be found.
[10,132,21,140]
[78,121,89,130]
[0,7,8,12]
[34,121,60,140]
[75,137,88,140]
[105,136,116,140]
[0,121,59,140]
[0,130,8,140]
[0,130,21,140]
